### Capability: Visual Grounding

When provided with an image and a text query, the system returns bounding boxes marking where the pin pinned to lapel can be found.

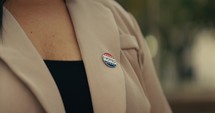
[102,53,117,68]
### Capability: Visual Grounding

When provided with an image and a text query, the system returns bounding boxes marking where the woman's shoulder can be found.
[92,0,138,35]
[93,0,133,20]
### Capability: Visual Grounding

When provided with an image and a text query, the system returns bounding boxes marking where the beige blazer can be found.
[0,0,172,113]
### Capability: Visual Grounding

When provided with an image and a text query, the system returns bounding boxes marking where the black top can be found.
[44,60,94,113]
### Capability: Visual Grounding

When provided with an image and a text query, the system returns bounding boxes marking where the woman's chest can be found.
[4,1,82,60]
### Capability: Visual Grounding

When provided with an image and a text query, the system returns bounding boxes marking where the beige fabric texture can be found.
[0,0,172,113]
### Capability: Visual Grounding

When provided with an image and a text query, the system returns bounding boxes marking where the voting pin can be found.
[102,53,117,68]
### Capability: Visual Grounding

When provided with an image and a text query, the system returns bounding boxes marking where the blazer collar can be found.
[0,0,126,113]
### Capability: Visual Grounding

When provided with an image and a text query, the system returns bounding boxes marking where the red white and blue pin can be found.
[102,53,117,68]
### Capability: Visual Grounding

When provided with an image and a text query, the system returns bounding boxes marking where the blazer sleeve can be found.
[128,14,172,113]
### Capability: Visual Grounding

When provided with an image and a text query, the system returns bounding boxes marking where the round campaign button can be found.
[102,53,117,68]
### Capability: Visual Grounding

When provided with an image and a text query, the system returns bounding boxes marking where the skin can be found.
[4,0,82,61]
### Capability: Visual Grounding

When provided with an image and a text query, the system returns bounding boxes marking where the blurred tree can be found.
[116,0,215,81]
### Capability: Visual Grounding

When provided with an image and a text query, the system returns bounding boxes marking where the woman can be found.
[0,0,172,113]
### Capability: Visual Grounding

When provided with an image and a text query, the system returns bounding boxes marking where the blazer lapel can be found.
[0,8,65,113]
[66,0,126,113]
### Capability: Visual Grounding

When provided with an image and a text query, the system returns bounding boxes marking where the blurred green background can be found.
[116,0,215,113]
